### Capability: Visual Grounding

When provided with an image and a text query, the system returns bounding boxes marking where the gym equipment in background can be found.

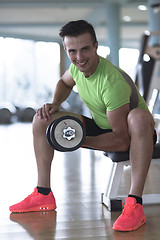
[0,102,16,124]
[135,31,160,111]
[15,106,36,122]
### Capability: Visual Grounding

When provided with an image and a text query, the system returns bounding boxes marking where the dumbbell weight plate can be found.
[46,120,59,150]
[47,116,86,152]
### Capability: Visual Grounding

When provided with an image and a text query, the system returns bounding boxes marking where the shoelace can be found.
[122,202,136,216]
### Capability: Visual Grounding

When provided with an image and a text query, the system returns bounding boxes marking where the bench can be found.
[101,143,160,211]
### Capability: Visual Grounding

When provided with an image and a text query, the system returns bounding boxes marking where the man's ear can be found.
[95,41,98,50]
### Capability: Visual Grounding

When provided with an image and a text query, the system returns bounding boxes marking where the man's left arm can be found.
[83,104,130,152]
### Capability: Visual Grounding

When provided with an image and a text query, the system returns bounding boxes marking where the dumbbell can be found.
[46,116,86,152]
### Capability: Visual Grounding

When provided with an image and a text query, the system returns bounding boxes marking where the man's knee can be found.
[127,109,154,135]
[32,114,50,136]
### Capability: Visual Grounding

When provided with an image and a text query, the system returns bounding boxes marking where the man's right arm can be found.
[36,69,75,120]
[52,69,75,109]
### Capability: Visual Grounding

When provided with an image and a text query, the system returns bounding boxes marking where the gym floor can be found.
[0,122,160,240]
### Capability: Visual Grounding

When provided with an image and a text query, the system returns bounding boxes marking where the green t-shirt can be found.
[69,56,148,129]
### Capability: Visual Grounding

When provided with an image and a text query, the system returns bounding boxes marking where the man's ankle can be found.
[128,194,143,205]
[37,186,51,195]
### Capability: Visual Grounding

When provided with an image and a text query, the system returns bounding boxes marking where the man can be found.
[10,20,156,232]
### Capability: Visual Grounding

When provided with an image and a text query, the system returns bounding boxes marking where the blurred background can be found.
[0,0,159,137]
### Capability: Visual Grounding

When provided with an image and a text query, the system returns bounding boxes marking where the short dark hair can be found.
[59,20,97,44]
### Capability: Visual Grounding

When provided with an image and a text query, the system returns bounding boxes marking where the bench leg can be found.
[101,160,130,211]
[101,157,160,211]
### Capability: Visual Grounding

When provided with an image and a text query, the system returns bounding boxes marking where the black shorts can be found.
[81,115,157,145]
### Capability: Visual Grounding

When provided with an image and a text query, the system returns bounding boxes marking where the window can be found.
[0,37,60,107]
[119,48,139,80]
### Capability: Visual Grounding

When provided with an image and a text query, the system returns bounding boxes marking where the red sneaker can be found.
[113,197,146,231]
[9,188,57,213]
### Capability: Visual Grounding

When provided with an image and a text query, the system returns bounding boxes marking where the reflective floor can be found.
[0,123,160,240]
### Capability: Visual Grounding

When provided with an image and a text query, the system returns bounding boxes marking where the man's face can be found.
[63,32,99,77]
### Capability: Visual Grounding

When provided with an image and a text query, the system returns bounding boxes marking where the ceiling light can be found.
[143,54,150,62]
[123,16,131,22]
[138,5,147,11]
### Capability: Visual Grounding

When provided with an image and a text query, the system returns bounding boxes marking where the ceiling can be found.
[0,0,153,48]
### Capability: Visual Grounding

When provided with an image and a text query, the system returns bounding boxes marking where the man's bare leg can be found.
[127,109,155,197]
[32,111,83,188]
[113,108,155,231]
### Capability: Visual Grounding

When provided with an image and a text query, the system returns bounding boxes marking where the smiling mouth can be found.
[77,60,87,67]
